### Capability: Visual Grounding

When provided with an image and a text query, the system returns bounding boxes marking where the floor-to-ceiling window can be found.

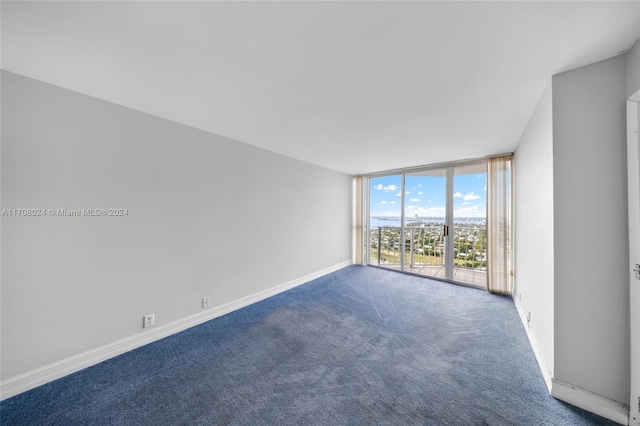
[366,160,490,288]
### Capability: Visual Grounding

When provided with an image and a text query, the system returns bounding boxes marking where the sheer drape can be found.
[355,176,365,265]
[487,156,513,295]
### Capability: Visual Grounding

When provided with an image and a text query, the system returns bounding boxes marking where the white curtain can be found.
[487,156,513,295]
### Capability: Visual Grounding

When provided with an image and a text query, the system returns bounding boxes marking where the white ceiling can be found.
[2,1,640,175]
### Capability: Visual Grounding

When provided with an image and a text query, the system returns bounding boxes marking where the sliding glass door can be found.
[367,161,487,288]
[403,169,448,280]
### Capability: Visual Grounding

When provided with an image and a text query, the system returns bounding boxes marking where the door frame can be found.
[627,89,640,425]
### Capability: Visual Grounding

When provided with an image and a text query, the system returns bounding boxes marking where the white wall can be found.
[628,38,640,97]
[1,71,353,383]
[513,81,555,378]
[552,55,629,404]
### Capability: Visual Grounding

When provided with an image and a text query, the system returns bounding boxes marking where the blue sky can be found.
[370,172,487,218]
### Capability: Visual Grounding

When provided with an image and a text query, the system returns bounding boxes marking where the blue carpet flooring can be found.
[1,266,617,425]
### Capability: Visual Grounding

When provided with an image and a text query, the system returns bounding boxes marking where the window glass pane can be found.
[369,175,402,267]
[453,162,487,287]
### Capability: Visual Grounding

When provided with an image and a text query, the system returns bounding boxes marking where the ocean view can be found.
[370,217,486,228]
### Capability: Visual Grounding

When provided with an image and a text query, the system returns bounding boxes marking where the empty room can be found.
[2,1,640,425]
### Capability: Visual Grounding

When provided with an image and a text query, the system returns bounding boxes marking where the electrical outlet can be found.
[341,256,345,262]
[143,313,155,328]
[202,297,210,309]
[526,311,531,324]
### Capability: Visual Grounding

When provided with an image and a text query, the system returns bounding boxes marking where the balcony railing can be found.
[369,225,487,271]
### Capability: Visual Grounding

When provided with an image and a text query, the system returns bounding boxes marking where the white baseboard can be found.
[513,296,553,391]
[512,297,630,424]
[0,261,353,400]
[551,379,630,425]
